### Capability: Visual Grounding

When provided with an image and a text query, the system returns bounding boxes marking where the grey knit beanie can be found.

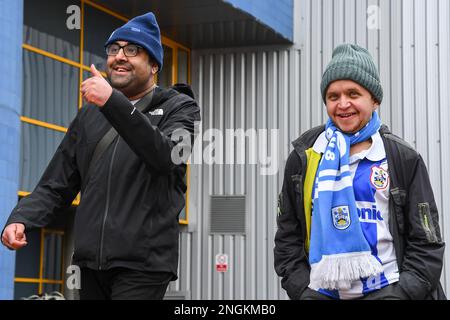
[320,44,383,104]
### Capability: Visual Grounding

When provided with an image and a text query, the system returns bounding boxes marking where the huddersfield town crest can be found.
[332,206,351,230]
[370,165,389,190]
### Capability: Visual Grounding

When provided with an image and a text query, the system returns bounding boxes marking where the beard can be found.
[107,69,152,98]
[106,61,153,98]
[108,71,134,89]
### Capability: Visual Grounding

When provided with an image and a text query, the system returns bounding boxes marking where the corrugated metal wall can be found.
[172,0,450,299]
[169,48,300,300]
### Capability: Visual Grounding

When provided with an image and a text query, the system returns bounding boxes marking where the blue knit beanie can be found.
[105,12,163,72]
[321,44,383,104]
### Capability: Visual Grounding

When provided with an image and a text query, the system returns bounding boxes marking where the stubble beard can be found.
[108,72,134,89]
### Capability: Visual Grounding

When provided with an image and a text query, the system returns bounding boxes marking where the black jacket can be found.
[5,86,201,278]
[274,125,446,300]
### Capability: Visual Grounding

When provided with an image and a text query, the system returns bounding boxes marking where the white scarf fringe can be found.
[310,251,383,290]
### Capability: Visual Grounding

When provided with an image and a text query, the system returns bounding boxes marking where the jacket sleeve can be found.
[3,113,82,231]
[274,152,311,300]
[399,154,445,300]
[101,89,201,174]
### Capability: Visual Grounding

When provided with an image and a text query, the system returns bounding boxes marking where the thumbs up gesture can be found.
[90,63,103,77]
[80,64,113,107]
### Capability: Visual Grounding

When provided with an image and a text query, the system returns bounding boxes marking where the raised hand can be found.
[80,64,113,107]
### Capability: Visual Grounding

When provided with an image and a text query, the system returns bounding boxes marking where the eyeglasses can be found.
[105,43,143,57]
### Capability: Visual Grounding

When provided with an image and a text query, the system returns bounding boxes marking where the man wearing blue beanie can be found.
[275,44,445,300]
[2,12,200,300]
[105,12,164,73]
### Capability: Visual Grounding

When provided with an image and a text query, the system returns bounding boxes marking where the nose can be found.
[337,96,351,109]
[114,48,128,61]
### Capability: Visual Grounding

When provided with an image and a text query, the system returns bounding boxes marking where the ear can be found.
[372,96,380,110]
[151,64,159,75]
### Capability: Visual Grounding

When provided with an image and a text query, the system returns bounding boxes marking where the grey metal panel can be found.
[367,0,379,68]
[390,0,404,136]
[355,0,367,47]
[344,0,356,43]
[379,0,391,127]
[203,54,214,300]
[414,0,429,165]
[426,0,442,233]
[255,51,267,300]
[300,0,311,131]
[234,53,247,300]
[438,0,450,291]
[311,0,323,126]
[334,0,345,46]
[403,0,416,146]
[245,51,257,300]
[174,46,296,300]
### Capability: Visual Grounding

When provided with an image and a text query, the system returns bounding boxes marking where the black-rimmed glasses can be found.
[105,43,143,57]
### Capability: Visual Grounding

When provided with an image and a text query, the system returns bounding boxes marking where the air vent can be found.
[210,195,246,234]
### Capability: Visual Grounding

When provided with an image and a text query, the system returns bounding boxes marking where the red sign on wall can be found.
[215,254,228,272]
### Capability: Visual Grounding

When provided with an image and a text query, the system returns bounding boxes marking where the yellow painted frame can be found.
[20,116,68,133]
[14,228,65,296]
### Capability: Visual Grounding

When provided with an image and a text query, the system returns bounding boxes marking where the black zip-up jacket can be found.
[5,86,201,279]
[274,125,446,300]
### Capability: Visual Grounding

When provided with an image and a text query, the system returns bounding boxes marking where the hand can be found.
[81,64,113,107]
[1,223,28,250]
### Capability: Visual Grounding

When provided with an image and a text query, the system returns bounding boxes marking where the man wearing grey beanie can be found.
[275,44,445,300]
[2,12,200,300]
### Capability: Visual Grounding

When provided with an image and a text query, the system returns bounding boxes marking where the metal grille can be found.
[210,195,246,234]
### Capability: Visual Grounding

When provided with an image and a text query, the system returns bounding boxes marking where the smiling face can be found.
[325,80,379,134]
[106,41,158,99]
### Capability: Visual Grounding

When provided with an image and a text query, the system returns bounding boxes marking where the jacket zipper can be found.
[98,137,120,270]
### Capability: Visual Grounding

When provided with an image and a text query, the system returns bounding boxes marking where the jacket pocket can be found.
[277,193,283,217]
[390,187,407,234]
[291,174,303,219]
[291,174,303,198]
[418,202,439,243]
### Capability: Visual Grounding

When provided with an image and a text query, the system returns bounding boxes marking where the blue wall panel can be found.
[223,0,293,41]
[0,0,23,300]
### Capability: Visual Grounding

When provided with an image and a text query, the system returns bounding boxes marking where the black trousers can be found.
[79,267,172,300]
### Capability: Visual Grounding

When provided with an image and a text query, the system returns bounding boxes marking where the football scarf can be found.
[309,112,383,290]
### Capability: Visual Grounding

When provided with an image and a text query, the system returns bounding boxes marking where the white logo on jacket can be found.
[149,109,163,116]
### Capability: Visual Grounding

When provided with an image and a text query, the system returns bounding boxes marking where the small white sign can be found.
[215,254,228,272]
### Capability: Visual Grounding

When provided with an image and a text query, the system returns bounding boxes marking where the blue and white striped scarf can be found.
[309,112,383,290]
